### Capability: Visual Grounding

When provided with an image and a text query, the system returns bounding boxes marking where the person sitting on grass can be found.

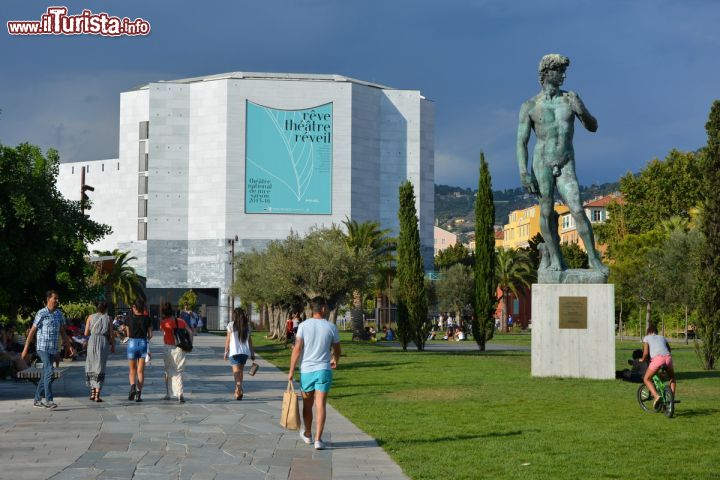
[615,349,648,383]
[639,324,676,408]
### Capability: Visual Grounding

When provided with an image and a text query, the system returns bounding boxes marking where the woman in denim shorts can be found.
[125,298,152,402]
[223,308,255,400]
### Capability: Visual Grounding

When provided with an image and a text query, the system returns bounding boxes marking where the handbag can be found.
[280,380,301,430]
[249,362,259,376]
[173,318,193,352]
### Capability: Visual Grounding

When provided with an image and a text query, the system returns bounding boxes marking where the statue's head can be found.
[538,54,570,87]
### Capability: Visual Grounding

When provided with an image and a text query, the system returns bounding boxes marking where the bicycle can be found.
[636,366,676,418]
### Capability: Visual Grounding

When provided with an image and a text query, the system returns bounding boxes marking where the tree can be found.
[342,218,395,338]
[597,149,703,251]
[233,227,374,341]
[178,290,198,310]
[0,143,110,316]
[92,249,145,307]
[608,230,666,332]
[495,248,534,332]
[396,181,429,351]
[437,264,474,328]
[560,242,589,269]
[434,243,473,270]
[696,100,720,369]
[473,153,497,350]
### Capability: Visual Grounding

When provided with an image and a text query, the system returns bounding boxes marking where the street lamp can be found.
[228,235,239,327]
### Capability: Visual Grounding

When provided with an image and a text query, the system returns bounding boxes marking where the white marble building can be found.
[57,72,434,328]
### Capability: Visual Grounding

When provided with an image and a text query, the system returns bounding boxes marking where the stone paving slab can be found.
[0,334,409,480]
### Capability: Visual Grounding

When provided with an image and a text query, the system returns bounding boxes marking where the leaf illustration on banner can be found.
[258,107,314,201]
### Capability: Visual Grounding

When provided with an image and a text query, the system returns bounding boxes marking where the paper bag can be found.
[280,380,301,430]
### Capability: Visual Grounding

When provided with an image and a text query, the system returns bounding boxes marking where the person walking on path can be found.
[287,297,341,450]
[84,301,114,402]
[125,298,152,402]
[224,307,255,400]
[21,290,75,409]
[180,303,200,337]
[159,302,190,403]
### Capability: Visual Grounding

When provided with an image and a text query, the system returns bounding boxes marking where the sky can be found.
[1,0,719,190]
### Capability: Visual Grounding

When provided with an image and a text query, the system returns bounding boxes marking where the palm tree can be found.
[93,249,145,307]
[342,218,396,337]
[495,248,535,332]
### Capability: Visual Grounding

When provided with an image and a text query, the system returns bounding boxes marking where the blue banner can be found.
[245,101,333,214]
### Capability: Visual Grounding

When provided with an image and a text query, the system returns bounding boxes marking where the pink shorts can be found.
[649,354,673,371]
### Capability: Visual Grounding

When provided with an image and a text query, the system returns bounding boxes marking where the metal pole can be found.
[80,166,86,216]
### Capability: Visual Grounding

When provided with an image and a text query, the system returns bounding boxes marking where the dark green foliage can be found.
[434,243,474,270]
[396,181,429,351]
[697,100,720,369]
[597,150,703,248]
[0,143,111,316]
[560,242,589,269]
[525,232,544,270]
[473,153,496,350]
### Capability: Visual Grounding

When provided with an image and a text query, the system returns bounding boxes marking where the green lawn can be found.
[253,333,720,480]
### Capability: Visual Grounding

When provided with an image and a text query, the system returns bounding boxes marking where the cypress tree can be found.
[473,153,497,351]
[697,100,720,369]
[396,181,429,351]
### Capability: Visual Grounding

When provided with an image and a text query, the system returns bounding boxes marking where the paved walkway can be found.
[0,335,408,480]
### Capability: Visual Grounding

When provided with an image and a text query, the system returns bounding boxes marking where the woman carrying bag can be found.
[224,307,255,400]
[159,302,191,402]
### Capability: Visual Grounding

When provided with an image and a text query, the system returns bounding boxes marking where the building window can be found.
[562,215,570,230]
[138,198,147,218]
[117,162,120,171]
[138,174,148,195]
[102,163,104,172]
[138,220,147,240]
[71,166,74,174]
[139,141,148,172]
[139,121,149,140]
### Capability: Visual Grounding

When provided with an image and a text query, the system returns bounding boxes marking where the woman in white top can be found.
[224,307,255,400]
[639,324,676,407]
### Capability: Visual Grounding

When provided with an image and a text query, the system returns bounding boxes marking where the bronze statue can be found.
[517,54,608,282]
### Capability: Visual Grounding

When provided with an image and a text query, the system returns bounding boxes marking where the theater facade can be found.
[57,72,434,328]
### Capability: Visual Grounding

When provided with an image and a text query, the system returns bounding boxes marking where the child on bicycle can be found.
[639,324,676,408]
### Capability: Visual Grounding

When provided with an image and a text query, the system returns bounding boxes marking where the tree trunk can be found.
[684,305,689,345]
[329,307,338,325]
[645,302,652,333]
[501,290,509,332]
[619,301,623,341]
[350,289,364,338]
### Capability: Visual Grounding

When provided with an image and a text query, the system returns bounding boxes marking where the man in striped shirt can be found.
[22,290,74,408]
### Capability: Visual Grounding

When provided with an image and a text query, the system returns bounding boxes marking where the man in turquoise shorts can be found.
[288,297,341,450]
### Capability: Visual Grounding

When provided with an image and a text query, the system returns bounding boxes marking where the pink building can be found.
[434,226,458,256]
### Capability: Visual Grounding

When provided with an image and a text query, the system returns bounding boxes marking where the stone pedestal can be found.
[531,283,615,380]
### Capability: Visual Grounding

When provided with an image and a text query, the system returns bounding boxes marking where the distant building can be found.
[559,193,623,254]
[501,204,566,249]
[434,225,457,256]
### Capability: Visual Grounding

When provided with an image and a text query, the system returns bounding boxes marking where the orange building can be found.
[558,193,623,254]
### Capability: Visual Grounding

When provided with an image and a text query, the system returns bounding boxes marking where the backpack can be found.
[173,318,193,352]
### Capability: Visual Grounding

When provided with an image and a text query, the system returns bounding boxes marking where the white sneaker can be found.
[314,440,325,450]
[299,431,312,444]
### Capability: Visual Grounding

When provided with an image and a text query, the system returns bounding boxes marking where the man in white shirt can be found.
[288,297,341,450]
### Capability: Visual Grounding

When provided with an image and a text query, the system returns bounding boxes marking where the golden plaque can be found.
[559,296,588,329]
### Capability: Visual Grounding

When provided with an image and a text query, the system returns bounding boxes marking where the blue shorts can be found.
[300,369,333,393]
[229,354,248,366]
[127,338,148,360]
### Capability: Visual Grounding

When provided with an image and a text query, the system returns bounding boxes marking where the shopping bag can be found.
[280,380,301,430]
